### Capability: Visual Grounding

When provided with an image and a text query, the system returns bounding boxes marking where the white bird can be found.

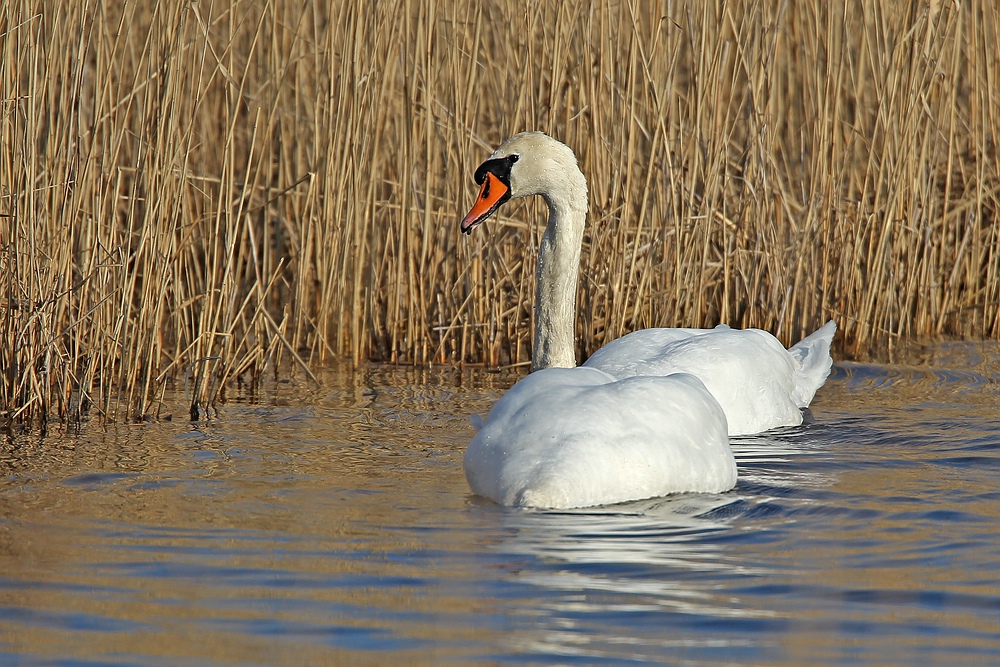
[460,132,835,509]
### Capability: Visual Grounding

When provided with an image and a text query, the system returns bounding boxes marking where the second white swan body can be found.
[460,132,835,509]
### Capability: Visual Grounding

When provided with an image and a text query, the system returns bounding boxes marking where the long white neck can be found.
[532,176,588,371]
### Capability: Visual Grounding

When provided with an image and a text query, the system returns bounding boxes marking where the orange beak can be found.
[461,172,511,235]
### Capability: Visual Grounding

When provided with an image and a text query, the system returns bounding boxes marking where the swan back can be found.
[583,322,837,435]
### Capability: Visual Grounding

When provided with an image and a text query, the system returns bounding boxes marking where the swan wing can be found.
[584,327,807,435]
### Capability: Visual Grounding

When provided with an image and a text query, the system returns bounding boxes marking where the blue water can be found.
[1,342,999,665]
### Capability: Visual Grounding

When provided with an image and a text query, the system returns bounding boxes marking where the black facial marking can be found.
[462,153,519,235]
[474,154,519,186]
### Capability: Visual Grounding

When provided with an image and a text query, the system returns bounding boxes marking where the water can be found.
[2,342,999,666]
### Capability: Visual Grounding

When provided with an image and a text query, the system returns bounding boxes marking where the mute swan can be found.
[459,132,835,509]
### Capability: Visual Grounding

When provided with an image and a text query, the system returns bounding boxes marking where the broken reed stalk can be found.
[1,0,998,425]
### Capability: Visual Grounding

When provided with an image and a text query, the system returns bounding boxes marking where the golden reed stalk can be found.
[1,0,997,424]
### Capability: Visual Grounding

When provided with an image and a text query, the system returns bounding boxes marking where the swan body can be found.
[464,368,735,508]
[460,131,835,508]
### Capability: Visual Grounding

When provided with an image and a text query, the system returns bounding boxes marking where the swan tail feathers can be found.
[788,320,837,408]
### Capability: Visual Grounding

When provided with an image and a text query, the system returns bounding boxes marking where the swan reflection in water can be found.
[470,426,838,660]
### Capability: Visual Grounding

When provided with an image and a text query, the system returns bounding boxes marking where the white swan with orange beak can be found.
[460,132,835,509]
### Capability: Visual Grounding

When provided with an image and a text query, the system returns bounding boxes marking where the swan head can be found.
[461,132,586,234]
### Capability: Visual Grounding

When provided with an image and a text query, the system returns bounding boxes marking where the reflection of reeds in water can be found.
[2,1,998,423]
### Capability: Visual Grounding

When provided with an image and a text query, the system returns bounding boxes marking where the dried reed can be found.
[2,0,998,424]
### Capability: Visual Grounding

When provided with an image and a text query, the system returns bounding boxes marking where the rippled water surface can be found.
[2,342,1000,666]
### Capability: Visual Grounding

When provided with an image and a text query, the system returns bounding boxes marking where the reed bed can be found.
[2,0,998,424]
